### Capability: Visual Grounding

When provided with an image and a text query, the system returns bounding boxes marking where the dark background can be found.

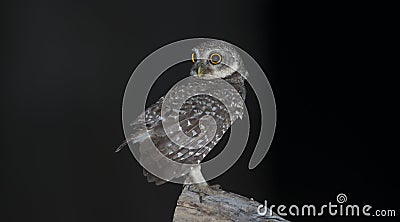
[1,1,398,222]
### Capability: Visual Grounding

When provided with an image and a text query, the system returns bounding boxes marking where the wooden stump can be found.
[173,186,289,222]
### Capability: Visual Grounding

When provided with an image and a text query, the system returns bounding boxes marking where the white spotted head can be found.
[190,40,248,79]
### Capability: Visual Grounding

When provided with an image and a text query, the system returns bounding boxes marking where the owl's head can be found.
[190,40,248,79]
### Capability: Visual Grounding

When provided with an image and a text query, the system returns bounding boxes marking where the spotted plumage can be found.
[117,40,247,185]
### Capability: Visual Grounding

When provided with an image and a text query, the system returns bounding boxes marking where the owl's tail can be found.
[115,130,148,152]
[114,139,131,152]
[143,169,168,185]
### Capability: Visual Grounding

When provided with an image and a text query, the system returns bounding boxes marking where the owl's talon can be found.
[209,184,222,190]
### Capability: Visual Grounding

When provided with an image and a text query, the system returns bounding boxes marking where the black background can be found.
[1,1,398,222]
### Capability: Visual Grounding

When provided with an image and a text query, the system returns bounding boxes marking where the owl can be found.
[117,40,248,196]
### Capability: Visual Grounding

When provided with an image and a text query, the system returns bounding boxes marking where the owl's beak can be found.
[197,67,204,77]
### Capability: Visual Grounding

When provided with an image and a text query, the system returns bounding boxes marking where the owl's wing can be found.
[140,95,234,184]
[115,97,166,152]
[118,93,242,184]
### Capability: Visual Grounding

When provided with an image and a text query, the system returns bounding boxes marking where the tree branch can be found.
[173,186,289,222]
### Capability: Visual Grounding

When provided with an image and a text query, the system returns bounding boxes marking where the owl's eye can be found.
[191,53,196,63]
[209,53,222,65]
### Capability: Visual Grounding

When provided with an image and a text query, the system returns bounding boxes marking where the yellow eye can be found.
[191,52,196,63]
[209,53,222,65]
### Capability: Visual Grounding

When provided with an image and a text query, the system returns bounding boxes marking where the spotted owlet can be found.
[116,40,248,196]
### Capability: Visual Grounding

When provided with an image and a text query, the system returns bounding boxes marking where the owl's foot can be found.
[209,184,222,190]
[188,182,224,203]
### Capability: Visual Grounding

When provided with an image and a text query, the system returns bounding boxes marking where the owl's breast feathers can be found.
[126,72,245,183]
